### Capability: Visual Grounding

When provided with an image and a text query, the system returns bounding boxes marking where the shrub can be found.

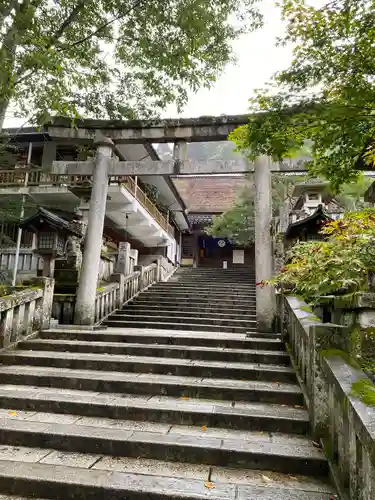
[268,210,375,302]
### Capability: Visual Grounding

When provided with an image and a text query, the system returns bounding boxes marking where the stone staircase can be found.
[104,267,258,333]
[0,268,336,499]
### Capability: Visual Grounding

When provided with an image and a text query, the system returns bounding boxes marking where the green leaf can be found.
[0,0,263,127]
[229,0,375,190]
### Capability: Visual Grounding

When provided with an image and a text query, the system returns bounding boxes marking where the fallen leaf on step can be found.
[204,482,215,489]
[294,405,304,409]
[289,476,298,481]
[181,396,189,400]
[8,411,17,416]
[201,425,207,431]
[261,475,272,483]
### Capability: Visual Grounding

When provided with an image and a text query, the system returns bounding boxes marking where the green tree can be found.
[207,173,373,245]
[206,174,306,245]
[0,0,262,130]
[268,210,375,302]
[333,175,373,210]
[229,0,375,191]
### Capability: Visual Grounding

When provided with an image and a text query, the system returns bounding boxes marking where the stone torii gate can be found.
[50,115,307,331]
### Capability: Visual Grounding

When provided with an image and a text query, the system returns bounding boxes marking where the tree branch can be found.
[52,1,86,43]
[14,0,86,86]
[66,0,143,49]
[14,0,144,87]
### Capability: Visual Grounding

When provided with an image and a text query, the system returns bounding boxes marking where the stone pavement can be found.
[0,268,337,499]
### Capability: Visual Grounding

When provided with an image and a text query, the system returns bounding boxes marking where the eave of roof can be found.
[285,205,332,240]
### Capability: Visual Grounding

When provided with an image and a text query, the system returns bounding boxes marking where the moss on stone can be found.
[307,315,320,322]
[361,360,375,376]
[333,292,357,309]
[351,378,375,407]
[323,438,334,460]
[349,327,362,359]
[299,305,313,313]
[320,348,361,369]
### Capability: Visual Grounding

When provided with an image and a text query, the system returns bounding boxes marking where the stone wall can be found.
[313,293,375,378]
[0,278,54,349]
[281,295,375,499]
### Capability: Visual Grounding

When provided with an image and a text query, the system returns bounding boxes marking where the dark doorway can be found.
[198,235,233,267]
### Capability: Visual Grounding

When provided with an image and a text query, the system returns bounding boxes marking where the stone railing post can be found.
[156,256,162,282]
[32,277,54,330]
[74,137,115,325]
[110,273,125,308]
[134,265,145,290]
[116,242,131,275]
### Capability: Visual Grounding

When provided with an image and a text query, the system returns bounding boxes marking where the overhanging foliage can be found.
[229,0,375,191]
[0,0,262,128]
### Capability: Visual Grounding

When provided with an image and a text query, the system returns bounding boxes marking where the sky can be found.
[4,1,293,128]
[165,1,293,118]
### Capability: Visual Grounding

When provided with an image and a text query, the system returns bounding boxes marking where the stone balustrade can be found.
[52,263,159,325]
[282,294,375,499]
[0,278,54,349]
[94,282,119,323]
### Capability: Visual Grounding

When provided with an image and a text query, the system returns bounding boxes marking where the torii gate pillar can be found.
[74,137,115,325]
[254,156,276,332]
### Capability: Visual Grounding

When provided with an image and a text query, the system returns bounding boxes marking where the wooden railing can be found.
[0,278,54,349]
[282,295,375,499]
[0,169,92,187]
[110,175,174,237]
[0,248,42,273]
[0,169,175,238]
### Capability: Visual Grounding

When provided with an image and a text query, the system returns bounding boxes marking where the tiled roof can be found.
[173,176,246,213]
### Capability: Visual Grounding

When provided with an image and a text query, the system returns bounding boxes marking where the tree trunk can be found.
[0,100,9,133]
[0,1,43,133]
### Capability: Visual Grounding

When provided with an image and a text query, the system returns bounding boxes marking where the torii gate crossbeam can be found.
[46,114,307,331]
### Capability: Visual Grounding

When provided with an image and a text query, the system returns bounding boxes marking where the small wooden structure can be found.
[20,207,83,278]
[285,205,332,247]
[285,179,344,248]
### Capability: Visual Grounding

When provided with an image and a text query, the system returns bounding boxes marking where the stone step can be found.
[40,328,284,351]
[142,291,257,300]
[19,339,289,365]
[173,274,256,279]
[0,458,333,499]
[127,300,256,313]
[0,443,335,494]
[137,290,256,300]
[173,280,256,286]
[174,272,255,276]
[174,274,256,278]
[103,318,256,334]
[111,313,257,328]
[176,269,255,274]
[0,351,296,383]
[151,283,256,292]
[165,279,256,286]
[0,417,328,476]
[0,386,308,433]
[119,307,256,320]
[0,365,304,404]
